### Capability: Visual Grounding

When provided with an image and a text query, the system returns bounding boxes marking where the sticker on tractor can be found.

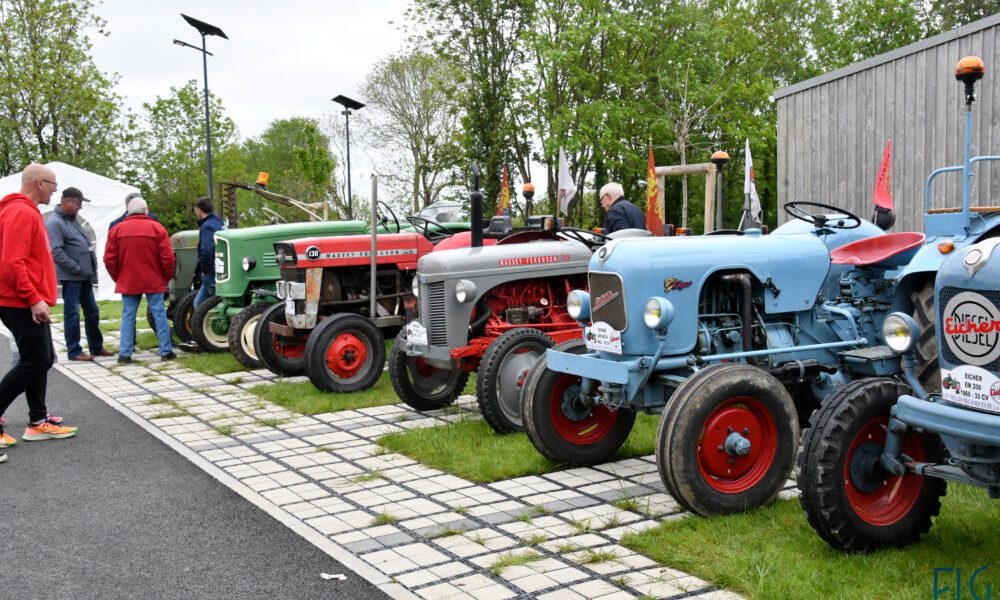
[499,255,561,267]
[405,321,428,346]
[940,364,1000,414]
[214,256,225,274]
[584,321,622,354]
[663,277,692,293]
[305,246,321,261]
[942,291,1000,366]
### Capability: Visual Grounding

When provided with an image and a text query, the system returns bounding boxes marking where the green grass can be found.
[371,512,398,526]
[378,414,659,483]
[250,373,401,415]
[176,352,246,375]
[489,550,542,576]
[620,485,1000,600]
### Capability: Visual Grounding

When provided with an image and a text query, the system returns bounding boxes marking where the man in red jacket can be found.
[0,163,80,464]
[104,197,176,364]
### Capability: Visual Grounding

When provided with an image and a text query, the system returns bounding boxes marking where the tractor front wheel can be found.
[304,313,385,393]
[657,363,798,516]
[191,296,229,352]
[172,291,198,344]
[477,328,554,434]
[255,302,307,377]
[228,303,271,369]
[798,378,946,552]
[388,329,469,411]
[522,339,635,466]
[911,280,940,393]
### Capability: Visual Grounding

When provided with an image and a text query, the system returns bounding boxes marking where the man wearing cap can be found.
[46,187,112,361]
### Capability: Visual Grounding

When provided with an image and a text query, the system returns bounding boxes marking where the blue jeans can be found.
[194,279,215,308]
[62,280,104,359]
[120,293,172,358]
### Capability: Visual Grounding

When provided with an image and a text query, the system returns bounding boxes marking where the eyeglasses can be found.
[41,179,58,187]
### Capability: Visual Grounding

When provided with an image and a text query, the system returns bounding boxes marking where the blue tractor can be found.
[798,56,1000,552]
[521,56,1000,516]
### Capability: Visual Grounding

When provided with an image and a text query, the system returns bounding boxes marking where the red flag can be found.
[498,165,510,216]
[645,140,664,236]
[873,140,892,210]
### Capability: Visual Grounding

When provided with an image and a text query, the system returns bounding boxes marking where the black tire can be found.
[254,302,308,377]
[172,291,198,344]
[798,378,946,553]
[911,280,940,393]
[304,313,385,393]
[228,302,272,370]
[389,329,469,411]
[477,328,554,434]
[522,339,636,466]
[656,363,798,516]
[191,295,229,352]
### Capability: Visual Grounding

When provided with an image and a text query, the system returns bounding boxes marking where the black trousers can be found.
[0,307,55,423]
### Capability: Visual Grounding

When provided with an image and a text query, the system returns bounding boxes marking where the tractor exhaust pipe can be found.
[470,164,483,248]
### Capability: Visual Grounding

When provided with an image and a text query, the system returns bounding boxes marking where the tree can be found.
[125,80,240,233]
[362,50,464,214]
[0,0,124,176]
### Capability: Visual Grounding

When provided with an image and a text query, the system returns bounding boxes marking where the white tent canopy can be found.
[0,162,139,301]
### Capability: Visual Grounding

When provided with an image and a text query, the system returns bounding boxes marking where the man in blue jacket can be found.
[193,196,225,308]
[599,182,646,233]
[46,187,113,361]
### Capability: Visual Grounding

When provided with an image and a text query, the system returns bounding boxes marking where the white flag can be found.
[744,139,763,223]
[557,148,576,216]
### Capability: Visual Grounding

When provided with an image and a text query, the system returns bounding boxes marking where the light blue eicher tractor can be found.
[798,57,1000,552]
[522,56,1000,517]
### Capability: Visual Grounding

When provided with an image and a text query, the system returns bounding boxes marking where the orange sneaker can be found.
[23,421,78,441]
[0,430,15,448]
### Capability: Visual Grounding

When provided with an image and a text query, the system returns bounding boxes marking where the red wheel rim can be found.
[548,373,620,445]
[325,332,368,379]
[844,417,926,526]
[271,335,304,359]
[696,396,777,494]
[413,357,438,377]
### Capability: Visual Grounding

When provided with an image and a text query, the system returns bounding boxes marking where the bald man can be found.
[0,164,79,464]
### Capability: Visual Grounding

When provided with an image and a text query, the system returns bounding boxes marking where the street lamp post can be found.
[174,14,228,205]
[332,95,365,220]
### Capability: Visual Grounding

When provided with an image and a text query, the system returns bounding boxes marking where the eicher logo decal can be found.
[592,290,620,312]
[943,291,1000,366]
[499,255,561,267]
[663,277,692,293]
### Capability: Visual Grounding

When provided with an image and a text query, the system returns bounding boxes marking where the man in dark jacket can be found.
[193,196,225,308]
[104,197,176,363]
[46,187,112,361]
[599,182,646,233]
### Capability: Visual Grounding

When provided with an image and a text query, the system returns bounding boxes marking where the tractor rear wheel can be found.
[657,363,798,516]
[191,296,228,352]
[389,329,469,411]
[172,291,198,344]
[477,328,553,434]
[255,302,307,377]
[522,339,636,466]
[304,313,385,393]
[798,378,946,552]
[911,280,940,393]
[228,302,271,369]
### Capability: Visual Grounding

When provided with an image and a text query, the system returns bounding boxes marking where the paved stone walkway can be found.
[34,321,769,600]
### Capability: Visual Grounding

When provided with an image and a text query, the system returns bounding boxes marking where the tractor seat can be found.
[829,231,925,267]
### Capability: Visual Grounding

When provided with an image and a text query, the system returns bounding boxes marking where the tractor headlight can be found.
[411,277,420,299]
[882,312,919,353]
[644,297,675,330]
[241,256,256,272]
[566,290,590,321]
[455,280,477,303]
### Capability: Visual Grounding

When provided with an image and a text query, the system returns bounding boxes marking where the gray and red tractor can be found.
[519,56,1000,517]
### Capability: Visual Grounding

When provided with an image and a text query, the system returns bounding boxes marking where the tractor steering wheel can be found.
[377,201,401,233]
[406,215,453,243]
[559,227,611,247]
[783,201,862,230]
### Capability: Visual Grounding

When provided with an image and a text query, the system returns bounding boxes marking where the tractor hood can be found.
[416,239,594,281]
[281,232,434,270]
[217,219,370,244]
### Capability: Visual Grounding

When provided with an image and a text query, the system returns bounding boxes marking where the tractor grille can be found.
[938,285,1000,373]
[420,281,448,345]
[261,251,278,269]
[590,272,628,331]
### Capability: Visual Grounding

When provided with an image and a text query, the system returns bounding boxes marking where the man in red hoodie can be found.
[0,163,80,464]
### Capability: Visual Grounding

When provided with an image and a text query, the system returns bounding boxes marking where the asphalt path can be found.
[0,342,389,600]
